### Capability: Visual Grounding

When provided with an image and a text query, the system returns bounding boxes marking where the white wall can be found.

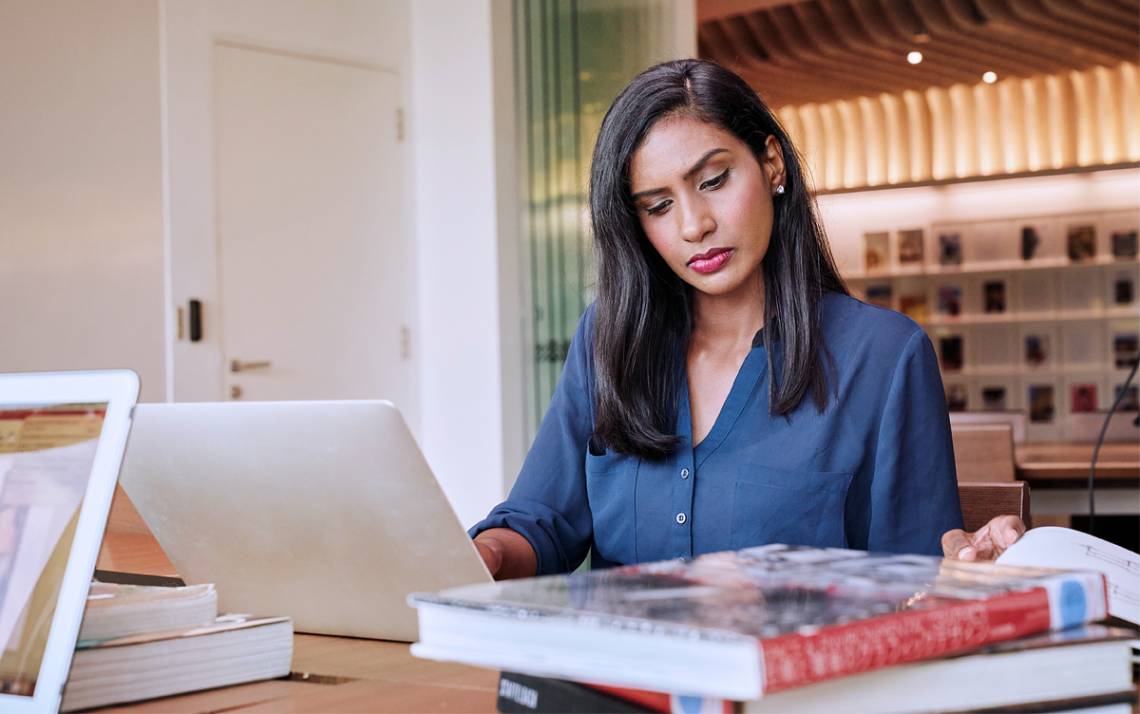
[411,0,521,527]
[0,0,166,400]
[411,0,698,527]
[162,0,418,437]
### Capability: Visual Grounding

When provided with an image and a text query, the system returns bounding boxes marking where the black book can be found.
[498,671,647,713]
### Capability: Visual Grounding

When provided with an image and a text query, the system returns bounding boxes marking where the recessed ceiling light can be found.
[983,71,998,84]
[907,51,923,65]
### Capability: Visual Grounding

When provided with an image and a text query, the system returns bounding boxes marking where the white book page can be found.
[997,526,1140,625]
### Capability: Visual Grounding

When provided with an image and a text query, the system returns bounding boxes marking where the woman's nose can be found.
[679,199,715,243]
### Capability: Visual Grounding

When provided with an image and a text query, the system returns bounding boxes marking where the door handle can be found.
[230,359,272,373]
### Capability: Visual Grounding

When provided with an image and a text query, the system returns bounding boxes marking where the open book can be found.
[996,526,1139,625]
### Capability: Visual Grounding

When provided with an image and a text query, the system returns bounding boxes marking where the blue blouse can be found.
[470,292,963,574]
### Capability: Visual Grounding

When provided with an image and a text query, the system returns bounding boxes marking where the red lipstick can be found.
[687,247,734,274]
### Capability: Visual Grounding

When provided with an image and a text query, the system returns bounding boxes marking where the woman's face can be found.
[628,115,785,300]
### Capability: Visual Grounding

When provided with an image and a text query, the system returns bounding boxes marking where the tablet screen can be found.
[0,403,107,697]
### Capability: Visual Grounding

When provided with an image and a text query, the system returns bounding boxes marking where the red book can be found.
[504,626,1136,713]
[411,545,1107,701]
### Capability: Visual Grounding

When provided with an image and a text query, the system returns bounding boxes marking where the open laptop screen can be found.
[0,403,107,697]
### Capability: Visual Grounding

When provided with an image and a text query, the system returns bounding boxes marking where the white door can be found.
[214,43,413,408]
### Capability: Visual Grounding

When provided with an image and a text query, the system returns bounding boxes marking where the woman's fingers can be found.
[941,528,975,560]
[942,516,1027,561]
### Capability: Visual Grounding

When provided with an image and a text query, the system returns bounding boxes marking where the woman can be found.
[471,59,1022,579]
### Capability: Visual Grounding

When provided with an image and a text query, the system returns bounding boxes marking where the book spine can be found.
[758,578,1105,694]
[497,671,651,713]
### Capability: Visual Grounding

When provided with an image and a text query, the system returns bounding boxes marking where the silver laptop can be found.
[119,400,491,642]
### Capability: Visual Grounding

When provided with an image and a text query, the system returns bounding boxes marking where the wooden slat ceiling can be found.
[697,0,1140,107]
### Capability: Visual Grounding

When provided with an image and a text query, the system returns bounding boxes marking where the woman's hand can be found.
[941,515,1027,561]
[473,528,537,580]
[474,537,503,578]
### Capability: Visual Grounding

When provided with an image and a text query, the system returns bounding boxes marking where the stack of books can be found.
[60,579,293,711]
[409,544,1137,714]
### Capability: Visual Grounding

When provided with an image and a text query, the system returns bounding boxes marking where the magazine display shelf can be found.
[845,209,1140,442]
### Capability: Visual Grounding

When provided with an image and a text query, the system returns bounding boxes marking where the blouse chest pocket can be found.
[730,465,853,550]
[584,450,638,566]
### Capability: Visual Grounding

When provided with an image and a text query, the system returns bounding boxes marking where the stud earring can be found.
[774,184,785,196]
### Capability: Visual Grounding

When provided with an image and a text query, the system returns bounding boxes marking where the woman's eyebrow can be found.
[630,148,730,200]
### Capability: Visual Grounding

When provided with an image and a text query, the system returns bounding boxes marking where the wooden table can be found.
[1016,441,1140,485]
[1015,442,1139,521]
[91,492,498,713]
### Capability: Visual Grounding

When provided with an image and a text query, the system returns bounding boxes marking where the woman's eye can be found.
[646,200,671,216]
[699,169,729,191]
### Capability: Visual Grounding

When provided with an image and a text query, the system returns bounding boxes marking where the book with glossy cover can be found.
[78,581,217,642]
[502,626,1136,714]
[411,545,1107,700]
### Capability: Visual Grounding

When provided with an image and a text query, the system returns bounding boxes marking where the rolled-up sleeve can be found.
[868,329,964,554]
[468,306,596,574]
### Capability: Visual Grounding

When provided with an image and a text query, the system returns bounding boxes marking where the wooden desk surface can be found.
[1016,441,1140,483]
[92,491,498,713]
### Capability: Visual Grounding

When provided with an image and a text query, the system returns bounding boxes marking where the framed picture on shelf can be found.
[982,279,1007,314]
[1020,324,1058,370]
[863,231,890,273]
[897,229,924,267]
[934,283,964,318]
[1027,383,1056,423]
[1113,383,1140,412]
[1112,331,1139,369]
[977,382,1013,412]
[1020,224,1041,261]
[865,283,893,309]
[937,231,963,267]
[1021,377,1062,441]
[899,293,927,322]
[1107,268,1136,308]
[1103,209,1139,262]
[938,334,965,372]
[1111,229,1138,260]
[1068,382,1099,413]
[944,382,969,412]
[1065,222,1097,263]
[1016,218,1062,263]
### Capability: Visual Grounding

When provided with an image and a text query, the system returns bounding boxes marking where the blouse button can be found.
[680,468,690,479]
[675,512,687,525]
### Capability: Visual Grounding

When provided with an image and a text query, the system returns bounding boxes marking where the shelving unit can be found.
[844,208,1140,442]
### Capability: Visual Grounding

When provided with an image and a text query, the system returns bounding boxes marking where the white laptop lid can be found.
[0,370,139,714]
[120,400,491,642]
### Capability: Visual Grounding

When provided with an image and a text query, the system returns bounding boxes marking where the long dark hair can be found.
[589,59,848,460]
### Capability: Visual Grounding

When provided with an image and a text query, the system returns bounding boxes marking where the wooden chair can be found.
[957,481,1031,533]
[951,423,1016,482]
